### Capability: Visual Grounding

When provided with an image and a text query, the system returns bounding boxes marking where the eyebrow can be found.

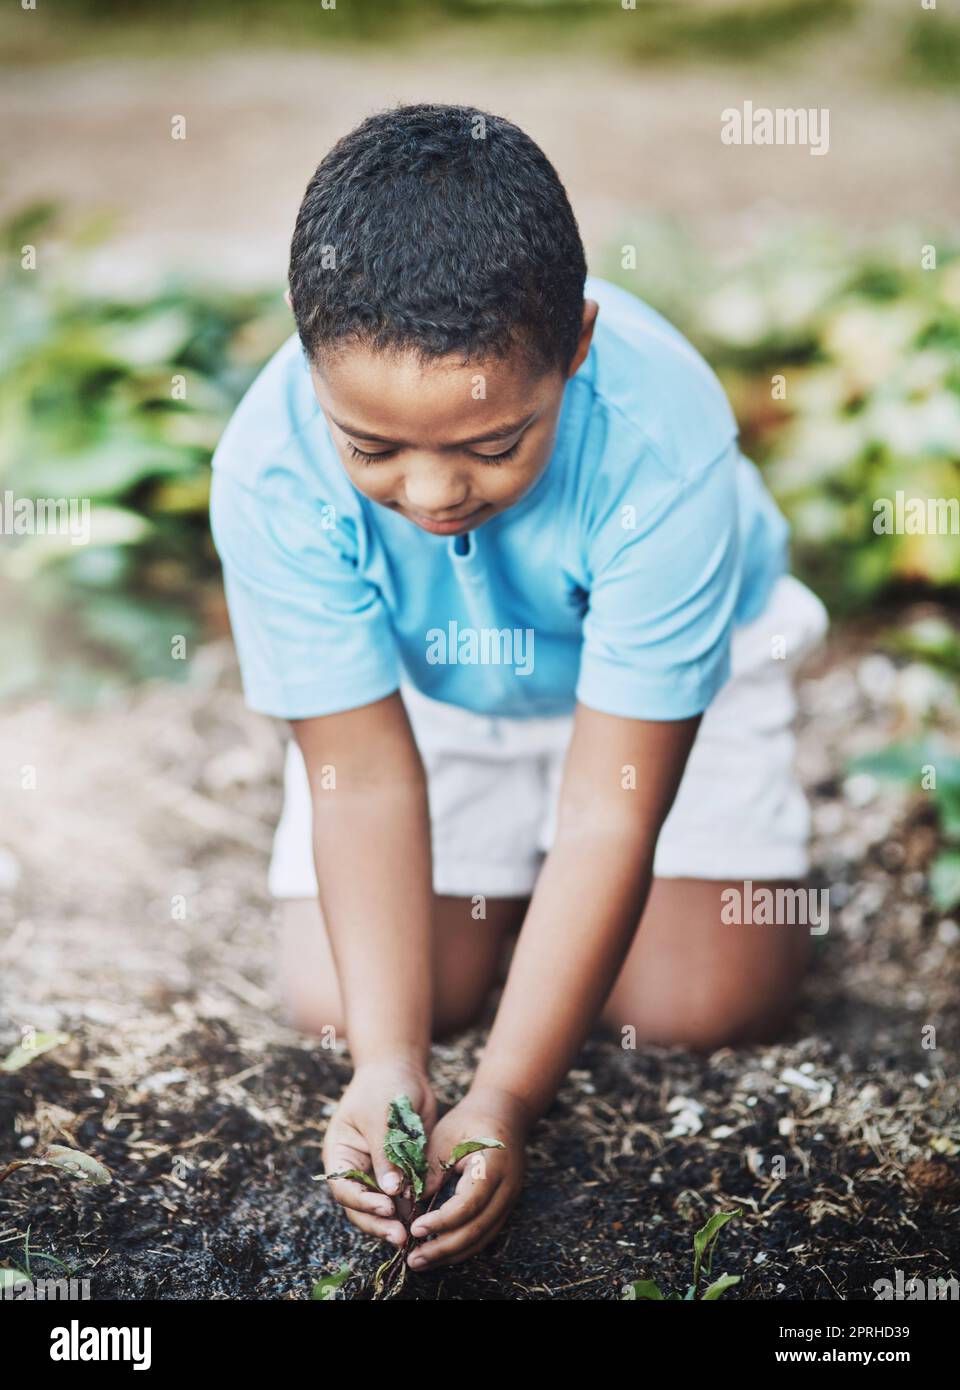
[329,413,537,448]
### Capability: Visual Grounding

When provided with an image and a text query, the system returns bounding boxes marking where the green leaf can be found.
[701,1274,742,1301]
[21,1145,111,1185]
[0,1031,70,1073]
[683,1285,697,1300]
[847,742,943,784]
[313,1169,381,1192]
[442,1137,506,1169]
[937,781,960,840]
[623,1280,664,1300]
[21,437,189,500]
[693,1208,742,1288]
[930,851,960,911]
[383,1094,428,1199]
[311,1264,352,1301]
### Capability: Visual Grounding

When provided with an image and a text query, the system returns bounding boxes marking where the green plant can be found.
[311,1264,352,1301]
[0,1144,112,1188]
[0,1225,80,1290]
[623,1207,743,1301]
[1,203,289,702]
[315,1093,504,1299]
[848,740,960,910]
[605,226,960,615]
[0,1031,71,1073]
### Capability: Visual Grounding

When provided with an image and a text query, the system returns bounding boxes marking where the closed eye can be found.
[345,439,523,465]
[345,442,398,463]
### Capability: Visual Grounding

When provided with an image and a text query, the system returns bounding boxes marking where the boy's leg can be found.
[277,894,527,1041]
[594,576,827,1051]
[599,876,811,1050]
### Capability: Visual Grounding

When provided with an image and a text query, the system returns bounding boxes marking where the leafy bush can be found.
[0,206,290,702]
[848,738,960,910]
[605,225,960,613]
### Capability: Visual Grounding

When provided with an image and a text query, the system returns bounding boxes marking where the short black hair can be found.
[288,103,587,375]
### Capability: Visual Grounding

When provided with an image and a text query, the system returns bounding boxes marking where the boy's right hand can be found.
[322,1057,436,1248]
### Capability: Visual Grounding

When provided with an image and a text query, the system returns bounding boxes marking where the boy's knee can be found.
[606,985,800,1052]
[284,997,346,1042]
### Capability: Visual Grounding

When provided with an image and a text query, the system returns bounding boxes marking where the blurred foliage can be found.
[7,0,958,86]
[0,205,291,703]
[604,223,960,615]
[2,205,959,701]
[849,738,960,910]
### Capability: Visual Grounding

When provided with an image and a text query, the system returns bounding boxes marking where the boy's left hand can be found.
[406,1085,533,1271]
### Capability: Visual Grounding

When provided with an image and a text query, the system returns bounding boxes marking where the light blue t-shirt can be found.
[210,277,788,722]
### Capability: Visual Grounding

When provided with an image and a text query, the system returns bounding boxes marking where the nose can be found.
[402,461,471,517]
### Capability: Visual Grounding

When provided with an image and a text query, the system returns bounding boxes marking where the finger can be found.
[326,1176,396,1219]
[323,1140,396,1216]
[408,1197,511,1270]
[429,1208,512,1269]
[410,1165,500,1239]
[343,1207,410,1247]
[420,1150,457,1202]
[373,1162,405,1197]
[359,1127,405,1196]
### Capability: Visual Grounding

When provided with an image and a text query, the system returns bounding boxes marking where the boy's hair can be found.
[289,103,587,375]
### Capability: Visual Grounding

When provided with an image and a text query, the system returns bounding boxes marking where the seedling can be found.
[0,1224,80,1290]
[315,1093,504,1299]
[0,1032,71,1073]
[311,1264,352,1301]
[623,1207,743,1301]
[0,1144,111,1188]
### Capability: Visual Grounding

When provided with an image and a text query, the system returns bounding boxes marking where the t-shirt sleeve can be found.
[209,465,400,719]
[575,438,742,721]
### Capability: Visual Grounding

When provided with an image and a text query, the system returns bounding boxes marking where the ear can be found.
[283,288,293,310]
[566,299,598,379]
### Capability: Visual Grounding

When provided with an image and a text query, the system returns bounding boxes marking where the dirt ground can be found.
[1,615,958,1301]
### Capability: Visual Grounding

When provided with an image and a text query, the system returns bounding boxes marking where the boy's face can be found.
[309,301,597,536]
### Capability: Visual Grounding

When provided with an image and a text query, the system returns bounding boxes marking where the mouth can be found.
[399,504,489,536]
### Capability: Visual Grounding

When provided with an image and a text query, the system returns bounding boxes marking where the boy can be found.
[210,104,828,1271]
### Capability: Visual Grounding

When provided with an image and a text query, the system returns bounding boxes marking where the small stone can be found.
[937,919,960,945]
[857,654,897,701]
[0,847,22,891]
[843,773,877,808]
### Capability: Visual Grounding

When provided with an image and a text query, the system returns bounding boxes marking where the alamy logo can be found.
[721,101,829,156]
[0,490,91,545]
[873,1270,959,1300]
[873,492,960,535]
[425,621,534,676]
[720,881,829,936]
[50,1321,151,1370]
[2,1275,91,1300]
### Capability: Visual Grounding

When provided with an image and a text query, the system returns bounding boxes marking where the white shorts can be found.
[268,573,828,899]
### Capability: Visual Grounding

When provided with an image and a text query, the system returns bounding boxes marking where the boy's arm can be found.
[293,692,438,1243]
[472,703,700,1114]
[410,705,699,1268]
[291,690,433,1069]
